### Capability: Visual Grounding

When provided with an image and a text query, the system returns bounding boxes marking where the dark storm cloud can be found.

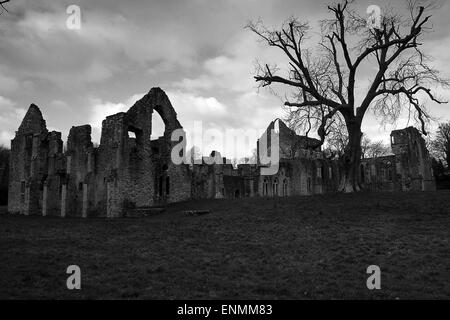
[0,0,449,155]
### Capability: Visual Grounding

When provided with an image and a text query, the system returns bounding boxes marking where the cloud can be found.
[0,1,198,94]
[0,96,26,146]
[0,73,19,92]
[1,0,450,151]
[83,61,115,83]
[167,90,227,117]
[168,89,284,158]
[85,88,281,158]
[174,31,285,94]
[49,99,71,111]
[88,98,131,143]
[16,7,67,34]
[176,55,254,93]
[88,90,228,140]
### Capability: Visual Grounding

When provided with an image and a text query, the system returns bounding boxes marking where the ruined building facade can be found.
[8,88,435,217]
[9,88,192,217]
[360,127,435,192]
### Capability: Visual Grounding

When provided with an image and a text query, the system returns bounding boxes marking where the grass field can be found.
[0,191,449,299]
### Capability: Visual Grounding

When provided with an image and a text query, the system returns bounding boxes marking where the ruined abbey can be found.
[7,88,435,218]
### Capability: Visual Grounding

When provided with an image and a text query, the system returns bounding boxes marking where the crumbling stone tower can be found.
[391,127,435,191]
[63,125,95,217]
[94,87,191,217]
[8,104,64,215]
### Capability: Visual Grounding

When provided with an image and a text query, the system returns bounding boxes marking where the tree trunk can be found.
[445,150,450,171]
[339,121,363,193]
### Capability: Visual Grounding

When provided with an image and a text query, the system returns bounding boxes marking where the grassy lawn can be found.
[0,191,449,299]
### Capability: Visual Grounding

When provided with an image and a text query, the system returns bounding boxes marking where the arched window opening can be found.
[158,176,163,197]
[151,112,165,140]
[263,178,269,196]
[371,164,376,176]
[127,126,143,146]
[283,179,288,196]
[165,176,170,195]
[21,181,26,202]
[273,178,279,196]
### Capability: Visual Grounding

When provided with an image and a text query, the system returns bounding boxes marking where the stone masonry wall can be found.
[7,91,436,218]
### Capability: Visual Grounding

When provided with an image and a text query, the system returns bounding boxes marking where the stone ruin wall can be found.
[8,88,193,217]
[8,104,50,215]
[359,127,435,192]
[7,88,436,218]
[391,127,435,191]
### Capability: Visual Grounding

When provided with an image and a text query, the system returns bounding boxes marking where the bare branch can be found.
[0,0,10,14]
[248,0,448,190]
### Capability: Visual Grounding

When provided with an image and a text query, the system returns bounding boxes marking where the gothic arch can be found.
[126,87,183,140]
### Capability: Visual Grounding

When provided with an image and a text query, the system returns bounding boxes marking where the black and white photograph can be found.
[0,0,449,309]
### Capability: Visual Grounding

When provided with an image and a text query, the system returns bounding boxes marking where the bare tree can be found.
[361,136,391,158]
[0,0,10,15]
[360,136,371,159]
[322,116,349,157]
[326,127,390,159]
[278,122,304,159]
[247,0,449,192]
[430,122,450,167]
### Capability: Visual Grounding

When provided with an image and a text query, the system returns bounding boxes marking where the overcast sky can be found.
[1,0,449,158]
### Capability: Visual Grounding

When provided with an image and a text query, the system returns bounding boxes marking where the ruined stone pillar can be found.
[30,136,39,177]
[106,181,112,218]
[24,185,30,216]
[249,178,254,197]
[87,153,93,173]
[61,184,67,218]
[42,183,48,216]
[82,183,88,218]
[106,180,122,218]
[30,157,36,177]
[115,147,121,169]
[66,156,72,174]
[32,135,39,157]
